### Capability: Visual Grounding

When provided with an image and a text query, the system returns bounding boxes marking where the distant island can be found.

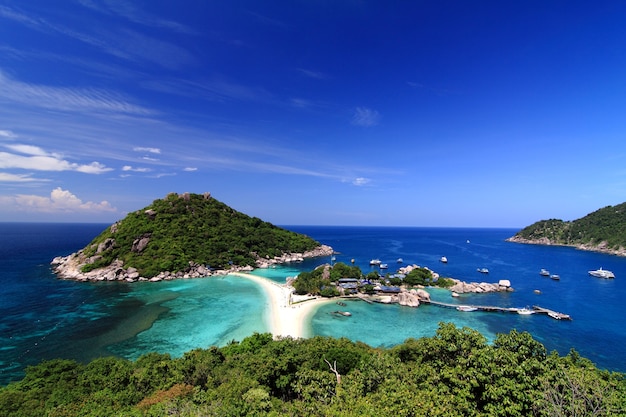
[507,202,626,257]
[52,192,333,282]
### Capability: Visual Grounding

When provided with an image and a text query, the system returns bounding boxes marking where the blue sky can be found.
[1,1,625,227]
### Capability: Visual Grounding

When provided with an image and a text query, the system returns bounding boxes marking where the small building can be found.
[379,285,401,294]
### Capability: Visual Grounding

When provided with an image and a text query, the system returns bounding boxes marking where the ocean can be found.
[1,223,625,385]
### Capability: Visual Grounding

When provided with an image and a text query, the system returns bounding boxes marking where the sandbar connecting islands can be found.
[229,272,334,339]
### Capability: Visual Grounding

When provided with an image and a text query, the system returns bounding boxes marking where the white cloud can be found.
[133,146,161,154]
[2,187,116,213]
[352,177,371,186]
[122,165,151,172]
[0,150,113,174]
[0,172,47,182]
[0,129,17,138]
[351,107,380,127]
[184,167,197,171]
[76,161,112,174]
[5,143,48,156]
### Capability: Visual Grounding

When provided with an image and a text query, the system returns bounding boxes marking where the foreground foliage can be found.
[512,202,626,250]
[79,192,321,277]
[1,324,624,416]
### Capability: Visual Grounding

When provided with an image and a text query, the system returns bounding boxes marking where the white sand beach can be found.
[229,272,333,338]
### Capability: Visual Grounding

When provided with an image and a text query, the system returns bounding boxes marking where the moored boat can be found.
[397,258,403,263]
[440,256,448,263]
[588,267,615,279]
[369,259,381,266]
[477,268,489,274]
[517,307,535,315]
[540,269,550,276]
[379,263,388,269]
[456,305,477,312]
[550,274,560,281]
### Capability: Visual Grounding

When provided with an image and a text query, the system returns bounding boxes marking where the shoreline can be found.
[506,236,626,257]
[228,272,334,338]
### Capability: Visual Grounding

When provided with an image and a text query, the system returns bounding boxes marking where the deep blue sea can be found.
[1,223,625,385]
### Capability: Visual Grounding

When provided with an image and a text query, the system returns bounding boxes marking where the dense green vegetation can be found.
[1,325,623,416]
[512,202,626,250]
[79,193,321,277]
[293,262,455,296]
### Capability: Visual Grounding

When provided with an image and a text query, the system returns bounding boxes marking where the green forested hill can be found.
[1,325,624,416]
[79,192,321,277]
[509,202,626,253]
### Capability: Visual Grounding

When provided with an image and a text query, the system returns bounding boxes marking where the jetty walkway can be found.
[423,299,571,320]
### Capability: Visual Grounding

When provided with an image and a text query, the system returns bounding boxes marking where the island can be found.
[507,202,626,257]
[52,192,333,282]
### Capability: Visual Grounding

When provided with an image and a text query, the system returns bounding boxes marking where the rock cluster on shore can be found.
[448,278,513,294]
[366,288,431,307]
[51,244,334,283]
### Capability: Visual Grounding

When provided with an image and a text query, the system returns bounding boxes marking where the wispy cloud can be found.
[0,5,43,29]
[142,76,273,103]
[184,167,197,172]
[352,177,371,186]
[122,165,151,172]
[5,143,49,156]
[0,172,48,183]
[76,0,194,34]
[133,146,161,154]
[0,187,116,213]
[0,143,113,174]
[297,68,328,80]
[0,5,194,70]
[0,129,17,139]
[351,107,380,127]
[0,70,153,116]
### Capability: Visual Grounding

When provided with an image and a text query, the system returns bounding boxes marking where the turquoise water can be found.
[1,224,626,385]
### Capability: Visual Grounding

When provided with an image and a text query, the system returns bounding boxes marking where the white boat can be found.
[369,259,381,266]
[397,258,403,263]
[477,268,489,274]
[451,292,460,298]
[456,306,477,312]
[588,267,615,279]
[540,269,550,276]
[550,274,560,281]
[517,308,535,315]
[379,263,388,269]
[440,256,448,263]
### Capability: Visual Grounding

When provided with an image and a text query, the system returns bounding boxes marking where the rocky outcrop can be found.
[366,288,431,308]
[51,244,333,283]
[507,236,626,257]
[448,279,513,294]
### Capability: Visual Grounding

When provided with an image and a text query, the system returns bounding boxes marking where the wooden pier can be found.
[422,299,571,320]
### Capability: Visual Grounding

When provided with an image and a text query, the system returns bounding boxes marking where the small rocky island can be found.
[507,202,626,257]
[52,192,333,282]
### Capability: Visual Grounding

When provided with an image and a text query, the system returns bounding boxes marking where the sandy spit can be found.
[228,272,334,338]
